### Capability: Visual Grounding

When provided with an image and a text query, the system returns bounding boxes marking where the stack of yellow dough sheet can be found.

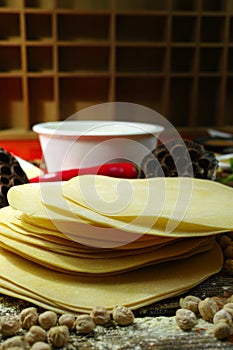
[0,175,232,313]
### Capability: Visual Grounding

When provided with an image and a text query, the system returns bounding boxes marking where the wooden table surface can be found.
[1,270,233,349]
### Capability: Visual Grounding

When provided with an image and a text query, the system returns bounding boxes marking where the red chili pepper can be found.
[30,162,140,183]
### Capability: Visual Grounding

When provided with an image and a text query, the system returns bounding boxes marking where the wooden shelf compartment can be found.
[201,0,230,12]
[228,48,233,73]
[0,46,21,72]
[0,0,22,8]
[57,14,110,42]
[199,47,224,72]
[227,0,233,11]
[196,77,223,126]
[28,77,57,127]
[27,46,53,73]
[168,77,195,127]
[225,78,233,124]
[115,0,168,12]
[25,0,55,9]
[116,47,167,73]
[25,13,53,41]
[171,16,197,43]
[171,0,198,12]
[116,15,168,43]
[58,46,110,73]
[170,47,197,73]
[0,13,20,41]
[56,0,111,11]
[230,17,233,42]
[200,16,226,43]
[0,0,232,134]
[59,77,110,118]
[115,77,167,117]
[0,77,26,130]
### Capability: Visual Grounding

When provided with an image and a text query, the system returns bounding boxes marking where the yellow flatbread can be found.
[7,181,229,240]
[0,243,223,313]
[0,221,215,274]
[0,220,177,258]
[63,176,233,230]
[1,176,229,313]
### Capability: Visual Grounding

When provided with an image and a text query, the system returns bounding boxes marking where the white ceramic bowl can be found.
[33,120,164,172]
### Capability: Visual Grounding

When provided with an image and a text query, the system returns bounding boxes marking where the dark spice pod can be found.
[141,139,218,180]
[0,147,29,208]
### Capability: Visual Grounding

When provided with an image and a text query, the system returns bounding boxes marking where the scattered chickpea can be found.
[0,335,27,350]
[175,308,197,331]
[90,306,111,325]
[223,259,233,275]
[58,314,75,330]
[218,235,232,248]
[213,309,232,325]
[226,295,233,303]
[38,311,57,330]
[218,232,233,276]
[24,325,47,345]
[179,295,201,314]
[223,303,233,318]
[47,325,69,348]
[211,296,226,311]
[19,307,38,329]
[0,316,20,337]
[224,245,233,259]
[198,297,219,322]
[176,293,233,339]
[75,315,95,334]
[213,321,232,340]
[112,306,134,326]
[30,342,52,350]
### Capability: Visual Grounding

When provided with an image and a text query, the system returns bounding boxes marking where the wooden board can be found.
[1,270,233,349]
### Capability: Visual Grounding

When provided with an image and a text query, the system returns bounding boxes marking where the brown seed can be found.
[223,259,233,275]
[31,342,52,350]
[25,325,47,345]
[198,298,219,322]
[211,296,225,310]
[226,295,233,303]
[90,306,111,325]
[112,306,134,326]
[58,314,75,329]
[213,322,231,339]
[223,303,233,318]
[179,295,201,314]
[47,325,69,348]
[0,335,27,350]
[224,245,233,259]
[213,309,232,324]
[0,315,20,337]
[75,315,95,334]
[218,235,233,248]
[19,307,38,329]
[38,311,57,330]
[175,308,197,331]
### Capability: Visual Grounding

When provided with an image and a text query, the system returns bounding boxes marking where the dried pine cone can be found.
[141,139,218,180]
[0,147,29,208]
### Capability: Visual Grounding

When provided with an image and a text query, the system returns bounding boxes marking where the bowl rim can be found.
[32,120,164,137]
